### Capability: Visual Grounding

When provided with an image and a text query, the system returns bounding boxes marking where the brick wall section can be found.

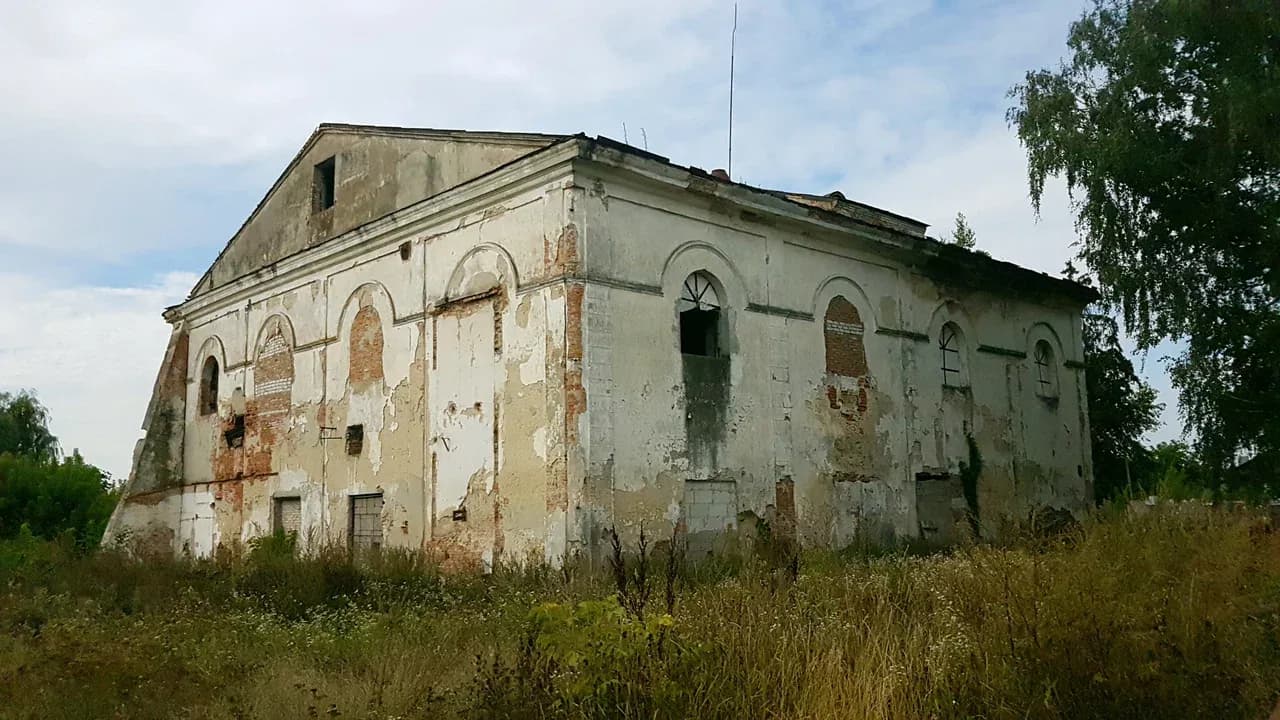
[247,319,294,477]
[684,481,737,534]
[349,303,385,387]
[824,296,868,377]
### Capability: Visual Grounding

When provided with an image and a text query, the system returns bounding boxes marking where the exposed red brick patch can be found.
[246,320,294,477]
[545,222,580,278]
[349,303,385,387]
[824,296,868,377]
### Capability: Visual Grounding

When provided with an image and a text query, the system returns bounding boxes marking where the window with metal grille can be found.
[1034,340,1059,398]
[940,323,965,387]
[349,493,383,550]
[273,497,301,537]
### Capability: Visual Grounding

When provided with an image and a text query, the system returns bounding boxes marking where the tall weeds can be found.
[0,510,1276,719]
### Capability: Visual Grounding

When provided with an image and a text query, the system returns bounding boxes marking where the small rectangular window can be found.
[349,493,383,550]
[314,156,336,211]
[345,424,364,455]
[273,496,301,537]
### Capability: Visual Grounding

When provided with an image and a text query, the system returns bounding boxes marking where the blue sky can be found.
[0,0,1182,478]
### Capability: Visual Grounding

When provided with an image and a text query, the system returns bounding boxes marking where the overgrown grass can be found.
[1,509,1278,719]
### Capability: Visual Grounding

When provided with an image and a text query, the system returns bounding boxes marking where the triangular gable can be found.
[193,124,566,296]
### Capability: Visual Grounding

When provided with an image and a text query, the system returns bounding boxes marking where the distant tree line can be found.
[0,390,117,549]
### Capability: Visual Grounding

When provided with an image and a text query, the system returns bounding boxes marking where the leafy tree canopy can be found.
[1009,0,1280,471]
[0,390,59,464]
[1083,310,1163,502]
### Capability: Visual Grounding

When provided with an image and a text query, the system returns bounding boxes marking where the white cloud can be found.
[0,273,193,478]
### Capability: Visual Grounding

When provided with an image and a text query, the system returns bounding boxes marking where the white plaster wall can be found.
[165,171,574,561]
[575,163,1091,549]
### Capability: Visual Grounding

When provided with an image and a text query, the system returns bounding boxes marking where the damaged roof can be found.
[189,123,1095,306]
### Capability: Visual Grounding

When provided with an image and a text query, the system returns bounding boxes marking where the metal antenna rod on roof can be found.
[728,3,738,178]
[641,127,648,151]
[622,122,629,145]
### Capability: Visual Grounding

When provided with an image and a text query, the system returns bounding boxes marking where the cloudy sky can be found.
[0,0,1181,479]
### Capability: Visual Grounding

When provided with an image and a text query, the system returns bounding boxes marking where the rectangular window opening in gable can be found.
[314,156,336,211]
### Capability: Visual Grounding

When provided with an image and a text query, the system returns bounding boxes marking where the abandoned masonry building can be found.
[104,123,1096,567]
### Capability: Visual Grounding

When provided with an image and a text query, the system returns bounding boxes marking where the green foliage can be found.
[0,389,59,464]
[948,212,977,250]
[474,598,688,717]
[0,452,116,549]
[1079,308,1164,502]
[1009,0,1280,471]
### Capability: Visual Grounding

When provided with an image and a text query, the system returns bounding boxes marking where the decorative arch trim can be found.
[660,241,749,309]
[442,242,519,302]
[1024,321,1065,357]
[811,275,879,333]
[195,334,228,370]
[252,313,298,360]
[334,281,397,339]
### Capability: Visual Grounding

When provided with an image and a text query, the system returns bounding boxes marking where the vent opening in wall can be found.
[399,241,411,261]
[346,424,364,455]
[314,156,336,211]
[679,272,722,357]
[224,414,245,448]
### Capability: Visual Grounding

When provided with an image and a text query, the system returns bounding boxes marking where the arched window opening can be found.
[199,356,220,416]
[940,323,966,388]
[1034,340,1059,398]
[679,272,722,357]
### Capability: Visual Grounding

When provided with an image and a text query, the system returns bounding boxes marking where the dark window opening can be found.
[199,356,219,416]
[680,308,720,357]
[399,241,411,261]
[350,493,383,550]
[314,156,336,211]
[346,424,364,456]
[224,414,245,448]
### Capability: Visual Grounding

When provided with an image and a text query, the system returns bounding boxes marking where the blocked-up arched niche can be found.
[253,314,296,412]
[824,296,868,378]
[824,295,871,417]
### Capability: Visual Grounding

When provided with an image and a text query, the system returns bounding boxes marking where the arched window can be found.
[199,356,220,415]
[1034,340,1059,398]
[939,323,967,388]
[678,271,722,357]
